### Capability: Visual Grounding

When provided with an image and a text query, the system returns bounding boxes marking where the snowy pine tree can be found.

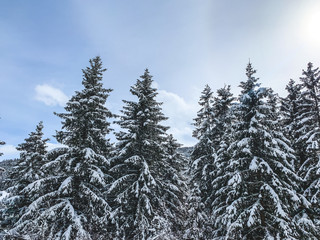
[211,85,235,149]
[188,84,214,238]
[1,121,49,231]
[280,77,320,238]
[213,63,308,239]
[206,85,235,239]
[295,63,320,234]
[183,181,209,240]
[109,69,184,239]
[190,85,214,198]
[15,122,49,183]
[8,56,114,239]
[296,63,320,176]
[192,84,214,140]
[162,134,187,239]
[280,79,302,170]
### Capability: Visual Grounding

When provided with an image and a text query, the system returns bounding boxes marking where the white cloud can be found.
[157,89,198,147]
[35,84,69,106]
[0,144,19,161]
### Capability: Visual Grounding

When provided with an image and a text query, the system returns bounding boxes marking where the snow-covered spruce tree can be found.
[214,63,308,239]
[9,56,114,239]
[183,181,209,240]
[187,84,214,238]
[295,63,320,231]
[210,85,235,150]
[190,85,214,197]
[109,69,184,239]
[296,63,320,174]
[162,134,187,239]
[206,85,235,239]
[280,79,302,170]
[1,121,49,231]
[192,84,214,140]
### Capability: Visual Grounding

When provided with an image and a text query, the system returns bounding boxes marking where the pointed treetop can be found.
[216,84,232,98]
[16,121,49,156]
[82,56,107,88]
[198,84,213,106]
[130,68,161,103]
[246,61,256,78]
[285,79,301,98]
[239,62,260,97]
[300,62,319,87]
[55,56,113,153]
[140,68,152,84]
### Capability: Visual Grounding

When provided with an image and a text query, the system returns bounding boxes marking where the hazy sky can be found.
[1,0,320,160]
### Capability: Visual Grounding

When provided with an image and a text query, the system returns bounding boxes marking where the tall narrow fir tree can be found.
[109,69,185,239]
[9,57,114,239]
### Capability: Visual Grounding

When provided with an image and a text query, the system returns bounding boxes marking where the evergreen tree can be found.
[295,63,320,234]
[210,85,235,150]
[188,85,214,238]
[162,134,187,239]
[190,85,214,200]
[206,85,235,239]
[214,63,307,239]
[109,69,184,239]
[8,56,114,239]
[183,181,209,240]
[15,122,49,183]
[192,84,214,140]
[280,76,319,238]
[1,121,49,231]
[280,79,302,170]
[296,63,320,176]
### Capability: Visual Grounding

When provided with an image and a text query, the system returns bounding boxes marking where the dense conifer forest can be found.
[1,57,320,239]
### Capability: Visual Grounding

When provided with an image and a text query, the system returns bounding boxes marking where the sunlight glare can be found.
[302,4,320,48]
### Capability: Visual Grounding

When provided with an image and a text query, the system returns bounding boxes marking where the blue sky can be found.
[1,0,320,160]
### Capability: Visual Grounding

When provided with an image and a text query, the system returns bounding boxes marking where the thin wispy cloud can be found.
[157,89,198,146]
[35,84,69,107]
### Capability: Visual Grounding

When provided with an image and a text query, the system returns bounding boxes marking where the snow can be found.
[125,155,141,163]
[228,172,242,186]
[58,176,72,194]
[249,157,259,171]
[262,184,287,218]
[237,138,249,148]
[0,190,9,201]
[83,147,95,159]
[90,168,106,186]
[247,202,261,227]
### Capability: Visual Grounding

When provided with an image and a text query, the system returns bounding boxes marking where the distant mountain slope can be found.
[177,146,193,158]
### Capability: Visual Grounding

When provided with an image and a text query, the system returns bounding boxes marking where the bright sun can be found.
[301,4,320,47]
